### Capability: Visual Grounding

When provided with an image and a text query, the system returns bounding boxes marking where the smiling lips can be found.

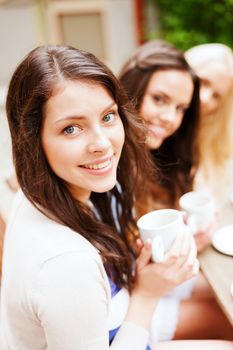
[80,156,113,175]
[148,124,167,139]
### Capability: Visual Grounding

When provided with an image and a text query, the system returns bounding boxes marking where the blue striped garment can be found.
[108,278,151,350]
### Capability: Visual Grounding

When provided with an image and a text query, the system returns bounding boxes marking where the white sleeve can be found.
[150,297,179,343]
[32,251,149,350]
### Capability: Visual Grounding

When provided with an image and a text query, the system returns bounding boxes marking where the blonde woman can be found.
[185,43,233,210]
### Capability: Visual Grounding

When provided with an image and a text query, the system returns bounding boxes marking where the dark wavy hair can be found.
[6,45,154,290]
[119,40,200,210]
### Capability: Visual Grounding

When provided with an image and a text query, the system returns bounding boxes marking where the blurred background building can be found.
[1,0,232,104]
[0,0,141,95]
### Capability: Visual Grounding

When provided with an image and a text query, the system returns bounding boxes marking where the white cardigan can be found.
[0,190,149,350]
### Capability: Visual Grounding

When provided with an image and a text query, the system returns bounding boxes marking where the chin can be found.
[201,107,217,117]
[147,138,164,150]
[92,180,117,194]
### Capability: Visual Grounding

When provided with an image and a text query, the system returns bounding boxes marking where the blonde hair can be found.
[185,43,233,77]
[185,43,233,184]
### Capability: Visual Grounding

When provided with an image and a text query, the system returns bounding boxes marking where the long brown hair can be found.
[119,40,200,211]
[6,45,153,290]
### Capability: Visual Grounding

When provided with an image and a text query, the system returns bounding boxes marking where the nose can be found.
[200,87,216,116]
[87,126,111,153]
[200,87,212,105]
[159,105,177,123]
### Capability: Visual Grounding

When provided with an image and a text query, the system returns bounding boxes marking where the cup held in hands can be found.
[137,209,185,263]
[179,191,215,233]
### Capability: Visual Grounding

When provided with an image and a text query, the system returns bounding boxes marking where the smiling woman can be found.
[1,45,158,350]
[139,69,194,150]
[41,81,125,202]
[185,43,233,209]
[119,40,200,211]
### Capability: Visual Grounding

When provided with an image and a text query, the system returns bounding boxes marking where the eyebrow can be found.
[151,89,170,99]
[151,90,191,107]
[55,101,117,124]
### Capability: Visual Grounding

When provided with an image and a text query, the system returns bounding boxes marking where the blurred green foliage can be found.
[148,0,233,50]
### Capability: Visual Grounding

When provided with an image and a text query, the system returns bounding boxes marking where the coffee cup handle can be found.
[151,236,164,263]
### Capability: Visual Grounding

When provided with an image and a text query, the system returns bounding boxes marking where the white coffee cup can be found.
[179,191,215,233]
[137,209,185,262]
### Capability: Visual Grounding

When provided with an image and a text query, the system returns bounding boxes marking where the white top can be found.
[0,190,149,350]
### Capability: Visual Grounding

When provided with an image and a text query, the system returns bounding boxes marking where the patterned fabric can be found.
[108,278,151,350]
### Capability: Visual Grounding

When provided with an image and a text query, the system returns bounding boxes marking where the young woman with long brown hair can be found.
[119,40,200,213]
[0,45,232,350]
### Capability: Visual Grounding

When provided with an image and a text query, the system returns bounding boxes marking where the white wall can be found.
[0,1,45,188]
[105,0,137,74]
[0,1,45,87]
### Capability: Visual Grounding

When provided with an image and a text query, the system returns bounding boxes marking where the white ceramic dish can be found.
[212,225,233,256]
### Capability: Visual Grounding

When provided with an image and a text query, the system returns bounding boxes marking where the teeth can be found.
[82,159,111,170]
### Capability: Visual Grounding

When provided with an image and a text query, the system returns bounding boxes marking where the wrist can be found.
[125,291,159,329]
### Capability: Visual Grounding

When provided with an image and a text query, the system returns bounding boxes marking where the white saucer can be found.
[212,225,233,256]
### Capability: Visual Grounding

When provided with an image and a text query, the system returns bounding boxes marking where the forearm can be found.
[110,321,150,350]
[125,292,159,329]
[110,294,158,350]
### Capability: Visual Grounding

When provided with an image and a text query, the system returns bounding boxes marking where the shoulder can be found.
[6,190,96,252]
[2,190,111,311]
[3,190,104,283]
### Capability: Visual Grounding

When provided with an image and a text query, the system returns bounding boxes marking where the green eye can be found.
[63,125,81,135]
[65,126,75,134]
[103,113,114,122]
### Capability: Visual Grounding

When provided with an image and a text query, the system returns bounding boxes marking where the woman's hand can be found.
[181,210,218,253]
[193,215,218,253]
[133,228,198,300]
[194,227,214,252]
[125,229,198,331]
